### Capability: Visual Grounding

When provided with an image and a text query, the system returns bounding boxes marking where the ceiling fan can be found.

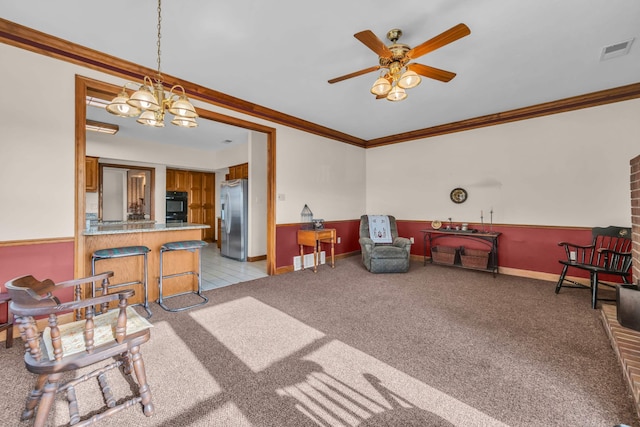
[328,23,470,102]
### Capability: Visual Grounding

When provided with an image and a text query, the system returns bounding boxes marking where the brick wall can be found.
[631,155,640,283]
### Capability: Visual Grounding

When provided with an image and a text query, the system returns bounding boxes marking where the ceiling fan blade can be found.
[407,63,457,82]
[354,30,392,58]
[406,23,470,59]
[328,66,381,84]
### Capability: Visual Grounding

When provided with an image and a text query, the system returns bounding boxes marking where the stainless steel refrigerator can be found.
[220,179,248,261]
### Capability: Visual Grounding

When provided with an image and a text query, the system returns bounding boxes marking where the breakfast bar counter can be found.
[83,222,210,304]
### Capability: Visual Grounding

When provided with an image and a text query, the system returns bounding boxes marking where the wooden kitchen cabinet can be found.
[202,173,215,241]
[166,169,175,191]
[85,156,98,192]
[166,169,215,241]
[226,162,248,180]
[166,168,189,192]
[188,172,204,224]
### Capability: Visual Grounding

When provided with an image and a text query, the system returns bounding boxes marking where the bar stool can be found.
[91,246,152,318]
[158,240,209,312]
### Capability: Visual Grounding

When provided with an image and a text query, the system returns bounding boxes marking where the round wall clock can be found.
[450,187,468,204]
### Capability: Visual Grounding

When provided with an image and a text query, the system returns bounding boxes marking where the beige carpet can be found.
[1,256,638,427]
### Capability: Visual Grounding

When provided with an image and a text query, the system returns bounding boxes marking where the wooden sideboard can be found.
[421,229,501,276]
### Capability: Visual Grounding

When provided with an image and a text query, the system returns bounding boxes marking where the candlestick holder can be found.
[490,209,494,232]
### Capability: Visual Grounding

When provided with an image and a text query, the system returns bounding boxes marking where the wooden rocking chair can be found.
[6,272,154,426]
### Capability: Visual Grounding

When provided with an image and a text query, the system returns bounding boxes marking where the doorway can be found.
[74,75,276,279]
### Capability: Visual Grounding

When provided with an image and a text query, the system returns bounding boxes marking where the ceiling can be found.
[1,1,639,148]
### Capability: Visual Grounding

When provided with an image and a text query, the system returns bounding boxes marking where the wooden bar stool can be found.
[158,240,209,312]
[91,245,152,318]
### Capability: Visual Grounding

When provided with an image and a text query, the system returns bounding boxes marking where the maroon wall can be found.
[276,220,361,269]
[0,241,75,322]
[397,220,594,277]
[275,218,608,281]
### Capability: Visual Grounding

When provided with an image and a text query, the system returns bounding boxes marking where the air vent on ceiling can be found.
[600,38,634,61]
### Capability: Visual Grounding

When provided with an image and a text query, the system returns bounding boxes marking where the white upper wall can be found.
[0,42,367,241]
[274,126,366,224]
[365,98,640,227]
[0,44,77,240]
[248,131,268,257]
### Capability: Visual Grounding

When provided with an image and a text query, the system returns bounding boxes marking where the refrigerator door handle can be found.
[224,193,231,234]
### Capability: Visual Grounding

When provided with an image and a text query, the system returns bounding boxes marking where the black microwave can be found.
[166,191,188,223]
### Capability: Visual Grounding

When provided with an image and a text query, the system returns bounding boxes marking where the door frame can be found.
[74,75,277,277]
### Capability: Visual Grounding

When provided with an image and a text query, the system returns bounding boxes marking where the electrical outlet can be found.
[410,237,415,244]
[337,237,341,244]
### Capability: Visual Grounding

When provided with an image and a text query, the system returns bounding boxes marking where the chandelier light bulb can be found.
[128,86,161,111]
[168,94,198,118]
[106,90,142,117]
[171,116,198,128]
[137,110,164,127]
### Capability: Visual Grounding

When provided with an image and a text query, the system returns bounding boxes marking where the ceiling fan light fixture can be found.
[328,24,470,102]
[370,77,392,96]
[386,86,407,102]
[398,70,421,89]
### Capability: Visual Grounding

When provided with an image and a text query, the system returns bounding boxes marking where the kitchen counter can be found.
[84,222,210,236]
[83,223,211,304]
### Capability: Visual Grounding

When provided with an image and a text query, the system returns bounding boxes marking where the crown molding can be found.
[366,82,640,148]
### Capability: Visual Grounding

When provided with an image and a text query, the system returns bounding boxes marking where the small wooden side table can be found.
[0,293,13,348]
[297,229,336,273]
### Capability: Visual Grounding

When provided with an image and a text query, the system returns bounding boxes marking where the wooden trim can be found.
[247,255,267,262]
[266,130,276,275]
[75,75,87,278]
[98,163,156,222]
[0,237,74,248]
[366,83,640,147]
[276,219,361,228]
[275,265,295,275]
[280,219,590,231]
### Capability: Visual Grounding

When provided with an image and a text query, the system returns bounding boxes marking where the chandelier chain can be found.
[156,0,162,79]
[105,0,198,127]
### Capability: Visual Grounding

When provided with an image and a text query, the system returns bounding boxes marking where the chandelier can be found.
[106,0,198,128]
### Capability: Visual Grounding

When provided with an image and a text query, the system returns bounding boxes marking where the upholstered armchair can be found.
[359,215,412,273]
